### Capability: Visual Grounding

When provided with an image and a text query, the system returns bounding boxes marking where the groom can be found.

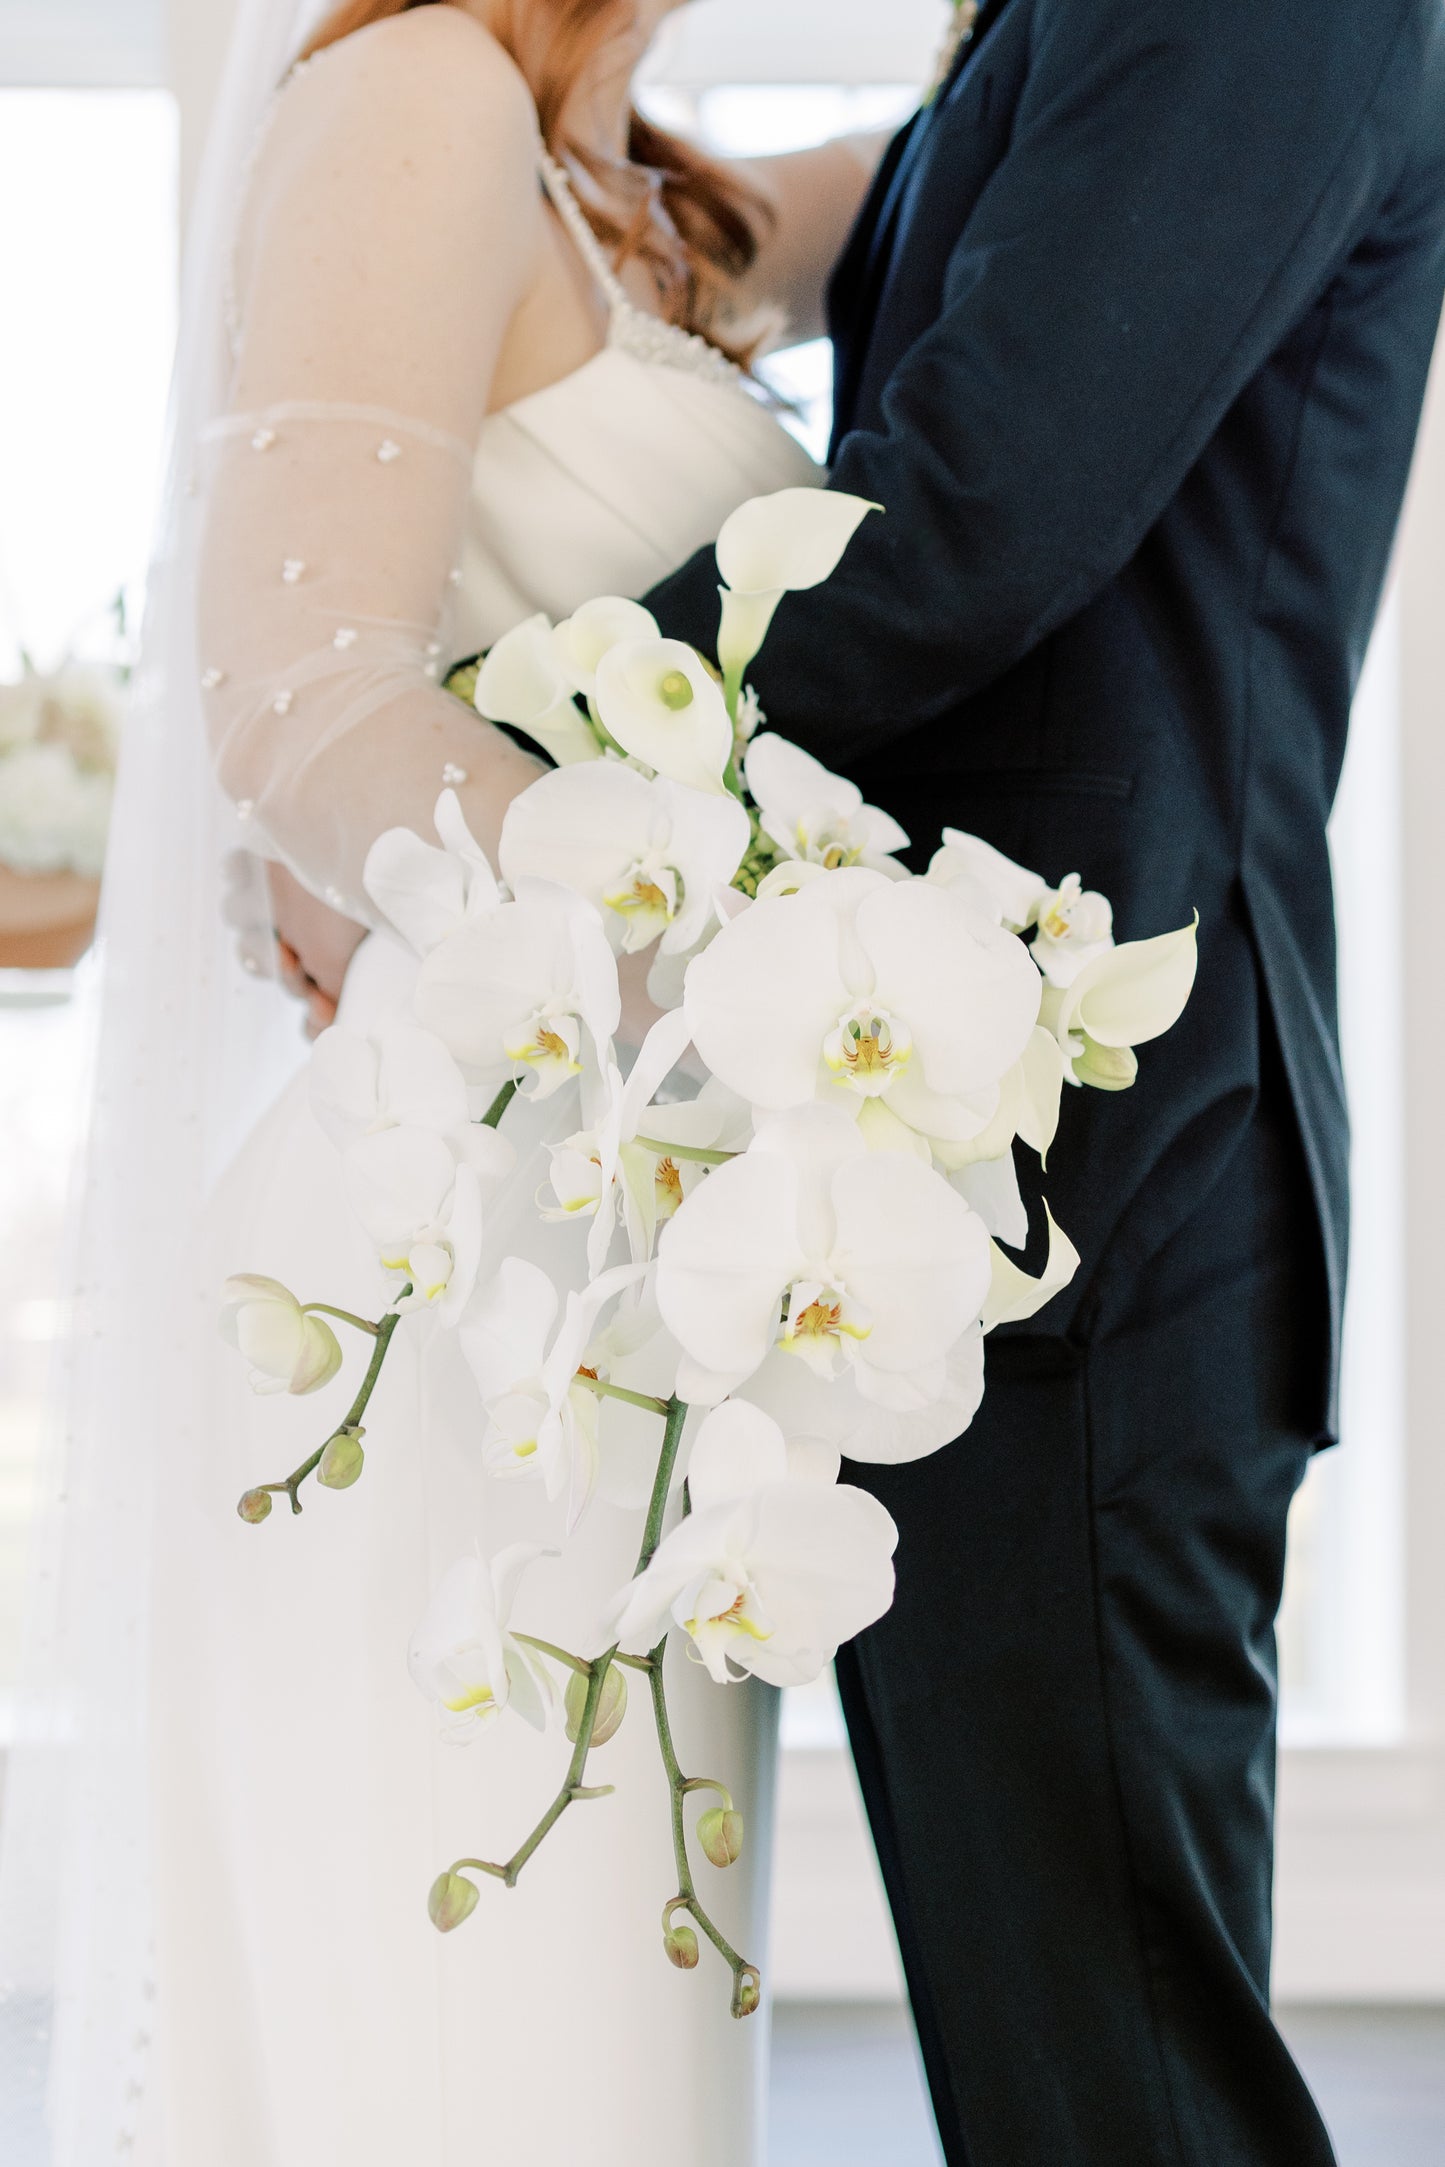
[647,2,1445,2162]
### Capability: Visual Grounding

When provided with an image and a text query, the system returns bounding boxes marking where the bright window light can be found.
[0,90,176,670]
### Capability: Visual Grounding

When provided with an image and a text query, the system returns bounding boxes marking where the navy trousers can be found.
[835,1034,1338,2165]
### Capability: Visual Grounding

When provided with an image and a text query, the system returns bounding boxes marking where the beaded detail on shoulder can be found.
[538,152,746,394]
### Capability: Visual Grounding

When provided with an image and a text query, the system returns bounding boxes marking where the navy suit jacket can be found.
[646,0,1445,1435]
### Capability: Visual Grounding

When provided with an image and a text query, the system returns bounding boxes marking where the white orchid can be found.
[714,489,879,706]
[1030,875,1115,988]
[744,734,909,874]
[654,1104,992,1410]
[364,790,501,959]
[684,865,1042,1143]
[219,1275,343,1397]
[309,1019,512,1321]
[539,1008,696,1275]
[1041,919,1199,1090]
[930,830,1116,988]
[474,613,601,766]
[414,879,621,1100]
[593,638,734,795]
[459,1256,648,1525]
[610,1400,897,1687]
[498,760,749,957]
[408,1545,557,1741]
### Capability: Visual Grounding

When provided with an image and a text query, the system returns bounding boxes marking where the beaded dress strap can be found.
[537,150,745,392]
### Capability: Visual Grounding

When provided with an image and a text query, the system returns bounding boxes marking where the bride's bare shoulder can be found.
[267,7,540,193]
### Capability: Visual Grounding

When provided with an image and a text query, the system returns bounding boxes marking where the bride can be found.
[28,2,880,2162]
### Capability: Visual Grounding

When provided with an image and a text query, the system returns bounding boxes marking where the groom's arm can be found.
[645,0,1444,765]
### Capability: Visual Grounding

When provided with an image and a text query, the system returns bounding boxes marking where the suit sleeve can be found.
[643,0,1424,766]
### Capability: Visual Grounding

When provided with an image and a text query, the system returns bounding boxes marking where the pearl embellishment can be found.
[200,668,226,691]
[333,627,358,650]
[442,763,468,786]
[272,691,294,716]
[377,440,403,463]
[251,428,277,452]
[281,559,306,584]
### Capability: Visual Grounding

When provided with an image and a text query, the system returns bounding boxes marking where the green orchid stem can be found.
[648,1637,760,2020]
[573,1373,672,1418]
[481,1079,519,1129]
[301,1303,380,1337]
[680,1778,735,1810]
[631,1137,737,1168]
[513,1633,592,1678]
[258,1304,403,1516]
[451,1641,622,1889]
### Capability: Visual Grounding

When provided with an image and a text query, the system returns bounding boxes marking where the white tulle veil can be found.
[0,3,332,2156]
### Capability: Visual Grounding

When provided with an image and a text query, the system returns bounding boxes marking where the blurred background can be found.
[0,2,1442,2159]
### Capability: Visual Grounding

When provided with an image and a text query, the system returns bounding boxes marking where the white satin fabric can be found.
[145,153,823,2167]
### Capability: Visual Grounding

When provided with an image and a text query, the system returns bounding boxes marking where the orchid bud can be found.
[237,1488,273,1524]
[735,1971,762,2018]
[564,1664,628,1748]
[697,1806,744,1869]
[428,1872,480,1934]
[663,1922,699,1970]
[318,1427,365,1490]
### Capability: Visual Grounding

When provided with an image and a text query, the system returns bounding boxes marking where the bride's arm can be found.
[727,137,892,346]
[198,8,548,935]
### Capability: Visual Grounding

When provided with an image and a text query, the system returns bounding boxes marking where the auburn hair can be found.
[299,0,770,363]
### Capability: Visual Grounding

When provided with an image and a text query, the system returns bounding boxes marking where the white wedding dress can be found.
[137,91,821,2167]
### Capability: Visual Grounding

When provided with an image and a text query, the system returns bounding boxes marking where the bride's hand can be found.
[267,863,366,1036]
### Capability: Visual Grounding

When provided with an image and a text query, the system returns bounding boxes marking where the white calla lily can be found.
[1045,917,1199,1087]
[459,1256,648,1526]
[683,866,1041,1139]
[415,879,621,1100]
[363,790,502,958]
[714,489,879,701]
[499,760,749,956]
[655,1104,991,1408]
[744,734,909,872]
[593,638,733,795]
[408,1544,557,1741]
[981,1205,1081,1331]
[610,1399,897,1686]
[219,1275,343,1397]
[475,613,601,767]
[552,596,659,698]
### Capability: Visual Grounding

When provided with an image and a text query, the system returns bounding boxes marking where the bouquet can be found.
[223,489,1196,2018]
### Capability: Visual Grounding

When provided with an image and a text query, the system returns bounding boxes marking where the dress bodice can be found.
[456,155,823,647]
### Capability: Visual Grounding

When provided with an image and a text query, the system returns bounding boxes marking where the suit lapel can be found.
[829,0,1019,451]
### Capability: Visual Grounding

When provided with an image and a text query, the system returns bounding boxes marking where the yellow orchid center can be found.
[781,1278,873,1377]
[654,1155,685,1217]
[822,1004,914,1098]
[443,1682,496,1714]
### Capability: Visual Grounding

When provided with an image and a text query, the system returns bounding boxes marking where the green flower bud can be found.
[658,669,695,712]
[318,1427,365,1490]
[564,1663,628,1747]
[735,1970,762,2018]
[428,1872,480,1934]
[237,1488,273,1524]
[697,1806,744,1869]
[663,1922,700,1970]
[1071,1035,1138,1093]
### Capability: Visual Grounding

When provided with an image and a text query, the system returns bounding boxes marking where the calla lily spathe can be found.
[408,1544,557,1741]
[552,595,659,698]
[683,865,1042,1142]
[610,1401,897,1686]
[498,759,749,958]
[219,1275,344,1397]
[1042,918,1200,1089]
[593,638,734,795]
[714,489,879,705]
[743,734,909,873]
[654,1104,992,1409]
[474,613,601,767]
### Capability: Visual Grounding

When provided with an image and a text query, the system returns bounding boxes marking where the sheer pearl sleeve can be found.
[196,14,547,919]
